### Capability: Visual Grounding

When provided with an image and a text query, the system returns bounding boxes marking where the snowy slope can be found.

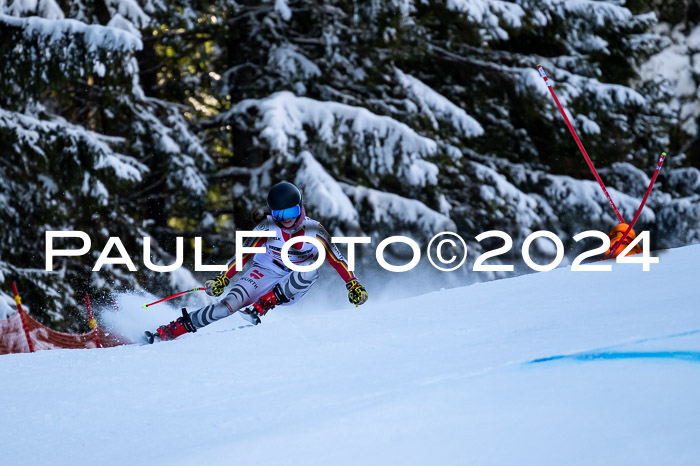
[2,244,700,466]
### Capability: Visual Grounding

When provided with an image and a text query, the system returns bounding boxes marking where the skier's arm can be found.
[223,235,267,279]
[315,225,356,283]
[316,225,368,306]
[204,220,269,297]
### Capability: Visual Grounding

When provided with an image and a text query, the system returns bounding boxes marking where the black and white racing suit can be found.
[188,215,357,329]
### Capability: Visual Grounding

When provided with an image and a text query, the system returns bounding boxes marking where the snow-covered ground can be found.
[2,244,700,466]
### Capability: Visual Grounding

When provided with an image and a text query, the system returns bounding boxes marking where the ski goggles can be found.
[271,204,301,222]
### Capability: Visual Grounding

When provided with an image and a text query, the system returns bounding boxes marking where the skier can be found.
[147,181,369,342]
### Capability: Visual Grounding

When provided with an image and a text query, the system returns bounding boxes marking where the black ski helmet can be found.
[267,181,303,211]
[267,181,306,230]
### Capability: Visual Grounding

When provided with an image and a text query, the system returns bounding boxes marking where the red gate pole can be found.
[84,294,101,348]
[604,152,667,260]
[537,65,626,224]
[11,282,34,353]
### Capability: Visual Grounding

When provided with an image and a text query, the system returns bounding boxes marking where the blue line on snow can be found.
[529,328,700,365]
[531,351,700,364]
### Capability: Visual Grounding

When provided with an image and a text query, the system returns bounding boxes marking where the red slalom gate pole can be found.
[605,152,667,260]
[537,65,626,224]
[11,282,34,353]
[84,294,101,348]
[142,287,204,309]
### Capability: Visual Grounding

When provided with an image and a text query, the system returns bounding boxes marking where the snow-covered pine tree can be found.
[0,1,212,330]
[198,0,693,273]
[629,0,700,247]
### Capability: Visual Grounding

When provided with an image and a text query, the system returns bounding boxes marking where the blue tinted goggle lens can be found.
[272,205,301,221]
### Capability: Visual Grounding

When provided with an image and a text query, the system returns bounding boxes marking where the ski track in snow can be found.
[2,244,700,466]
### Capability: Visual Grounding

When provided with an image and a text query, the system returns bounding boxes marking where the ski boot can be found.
[238,284,289,325]
[145,308,197,344]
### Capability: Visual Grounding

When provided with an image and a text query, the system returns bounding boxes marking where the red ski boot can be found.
[146,309,197,343]
[252,284,290,316]
[239,284,290,325]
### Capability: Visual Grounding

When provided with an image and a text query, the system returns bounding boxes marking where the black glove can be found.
[204,273,230,297]
[346,279,368,306]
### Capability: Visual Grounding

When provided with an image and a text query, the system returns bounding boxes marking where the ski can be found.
[143,306,261,344]
[238,306,261,325]
[143,330,158,344]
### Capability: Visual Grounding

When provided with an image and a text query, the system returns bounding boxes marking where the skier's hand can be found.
[204,273,230,297]
[346,279,368,306]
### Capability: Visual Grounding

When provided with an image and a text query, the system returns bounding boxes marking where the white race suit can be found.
[188,215,357,329]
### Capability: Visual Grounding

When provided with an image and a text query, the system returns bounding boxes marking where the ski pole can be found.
[142,287,205,309]
[537,65,625,224]
[605,152,667,260]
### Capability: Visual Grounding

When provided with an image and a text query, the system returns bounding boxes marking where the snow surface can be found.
[1,0,64,20]
[563,0,632,27]
[269,44,321,80]
[640,21,700,137]
[0,12,142,52]
[0,292,14,319]
[446,0,525,41]
[228,91,439,184]
[2,244,700,465]
[295,151,359,225]
[395,68,484,137]
[343,183,456,237]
